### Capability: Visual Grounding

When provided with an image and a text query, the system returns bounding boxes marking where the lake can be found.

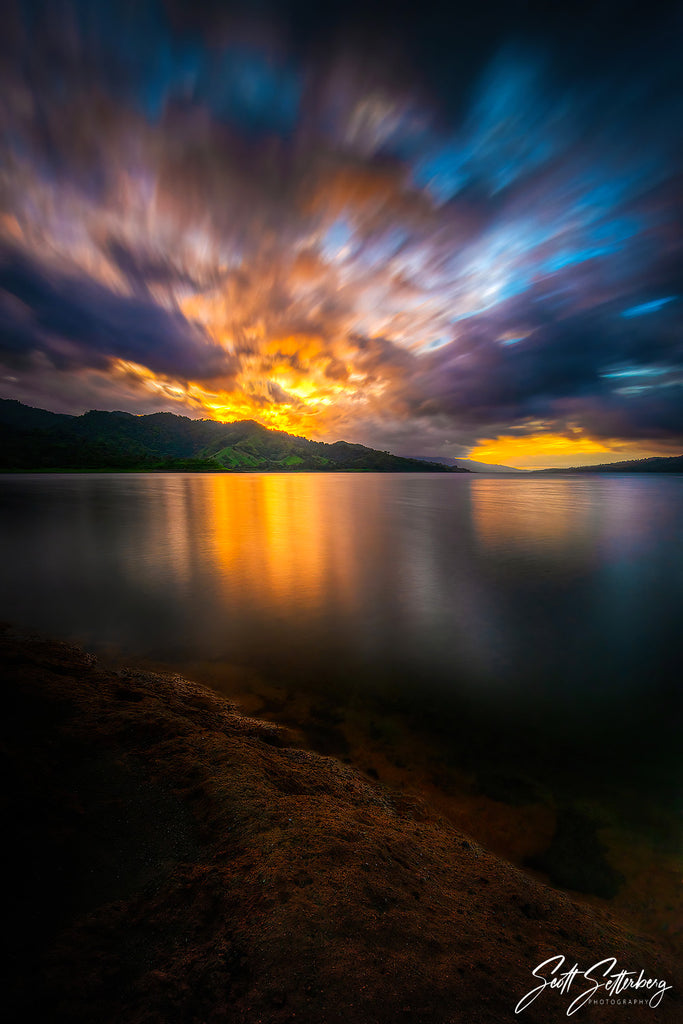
[1,472,681,917]
[2,470,681,695]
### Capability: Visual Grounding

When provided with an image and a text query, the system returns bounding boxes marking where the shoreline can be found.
[2,625,680,1023]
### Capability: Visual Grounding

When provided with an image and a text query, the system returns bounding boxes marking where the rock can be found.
[1,627,680,1024]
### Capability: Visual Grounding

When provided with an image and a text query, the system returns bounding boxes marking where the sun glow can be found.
[469,433,615,470]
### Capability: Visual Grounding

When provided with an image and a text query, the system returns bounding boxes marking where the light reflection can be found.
[471,477,595,555]
[144,475,195,587]
[204,473,359,613]
[0,473,681,703]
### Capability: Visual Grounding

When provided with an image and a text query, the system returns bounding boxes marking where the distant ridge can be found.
[0,399,467,474]
[532,454,683,474]
[0,399,74,431]
[406,455,526,473]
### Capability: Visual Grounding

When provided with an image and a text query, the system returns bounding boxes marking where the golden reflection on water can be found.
[470,477,594,553]
[199,473,364,612]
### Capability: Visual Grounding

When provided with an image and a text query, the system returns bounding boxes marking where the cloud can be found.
[0,1,682,459]
[0,244,236,381]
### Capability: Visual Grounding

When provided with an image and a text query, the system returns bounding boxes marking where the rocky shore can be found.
[1,626,679,1023]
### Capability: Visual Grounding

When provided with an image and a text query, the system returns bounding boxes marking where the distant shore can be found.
[2,626,679,1023]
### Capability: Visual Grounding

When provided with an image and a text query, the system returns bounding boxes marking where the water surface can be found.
[1,472,681,796]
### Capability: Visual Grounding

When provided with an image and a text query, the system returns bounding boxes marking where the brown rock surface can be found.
[1,627,679,1023]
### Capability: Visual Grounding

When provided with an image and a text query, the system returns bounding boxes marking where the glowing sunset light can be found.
[470,434,631,471]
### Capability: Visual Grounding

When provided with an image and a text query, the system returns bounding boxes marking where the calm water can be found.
[1,472,682,790]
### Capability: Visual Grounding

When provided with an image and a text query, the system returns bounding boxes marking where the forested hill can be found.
[0,400,465,473]
[532,454,683,473]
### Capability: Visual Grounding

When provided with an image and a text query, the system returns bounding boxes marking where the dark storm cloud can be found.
[104,238,208,296]
[0,245,235,380]
[405,295,683,441]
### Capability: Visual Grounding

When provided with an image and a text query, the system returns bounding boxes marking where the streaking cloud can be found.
[0,0,681,466]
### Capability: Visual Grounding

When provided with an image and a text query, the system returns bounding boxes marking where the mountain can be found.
[406,455,526,473]
[0,400,467,474]
[532,454,683,473]
[0,400,74,432]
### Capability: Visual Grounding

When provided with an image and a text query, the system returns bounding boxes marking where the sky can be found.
[0,1,682,468]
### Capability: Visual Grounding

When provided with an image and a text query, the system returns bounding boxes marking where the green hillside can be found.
[0,400,464,474]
